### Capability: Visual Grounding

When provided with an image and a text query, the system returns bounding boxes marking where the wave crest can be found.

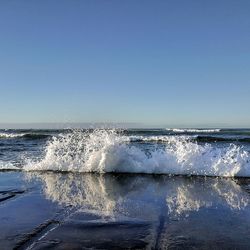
[0,161,20,170]
[0,132,25,138]
[23,129,250,177]
[0,132,51,139]
[166,128,221,133]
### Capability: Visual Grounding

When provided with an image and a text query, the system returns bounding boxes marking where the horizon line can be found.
[0,122,249,129]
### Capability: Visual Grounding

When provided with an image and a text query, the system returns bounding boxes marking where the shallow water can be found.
[1,171,250,249]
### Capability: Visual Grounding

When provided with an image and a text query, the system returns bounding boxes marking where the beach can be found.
[1,171,250,249]
[1,128,250,249]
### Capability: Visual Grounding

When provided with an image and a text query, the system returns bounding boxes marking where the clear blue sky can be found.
[0,0,250,127]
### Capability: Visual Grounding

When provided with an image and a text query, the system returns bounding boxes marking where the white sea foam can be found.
[166,128,221,133]
[129,135,196,143]
[23,129,250,177]
[0,161,20,170]
[0,132,25,138]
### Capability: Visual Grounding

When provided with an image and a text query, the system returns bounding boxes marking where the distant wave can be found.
[22,133,51,139]
[0,132,51,140]
[195,136,250,143]
[166,128,221,133]
[23,129,250,177]
[129,135,250,143]
[0,132,25,138]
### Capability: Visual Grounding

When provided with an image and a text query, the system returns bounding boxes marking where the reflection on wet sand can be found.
[25,173,160,220]
[21,172,250,249]
[166,178,249,217]
[25,172,249,218]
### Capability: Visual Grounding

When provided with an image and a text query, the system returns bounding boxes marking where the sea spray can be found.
[23,129,250,177]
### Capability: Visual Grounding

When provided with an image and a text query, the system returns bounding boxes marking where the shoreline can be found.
[1,171,250,249]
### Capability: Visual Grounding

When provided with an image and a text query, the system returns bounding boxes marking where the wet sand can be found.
[1,171,250,249]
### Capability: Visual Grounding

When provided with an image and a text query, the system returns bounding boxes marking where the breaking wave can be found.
[0,132,51,140]
[166,128,221,133]
[129,135,250,143]
[23,129,250,177]
[0,161,20,170]
[0,132,25,138]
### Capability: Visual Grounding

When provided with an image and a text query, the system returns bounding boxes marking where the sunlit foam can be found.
[23,129,250,177]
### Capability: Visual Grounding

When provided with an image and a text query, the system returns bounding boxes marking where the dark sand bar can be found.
[1,171,250,249]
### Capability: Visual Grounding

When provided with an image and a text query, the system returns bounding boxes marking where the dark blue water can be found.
[1,128,250,176]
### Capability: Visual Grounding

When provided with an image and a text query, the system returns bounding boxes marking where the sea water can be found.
[1,128,250,248]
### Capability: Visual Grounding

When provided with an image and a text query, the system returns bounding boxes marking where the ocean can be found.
[1,128,250,249]
[1,128,250,176]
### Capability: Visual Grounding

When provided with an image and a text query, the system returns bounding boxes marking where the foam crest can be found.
[166,128,221,133]
[0,132,50,140]
[0,161,20,170]
[0,132,25,138]
[24,129,250,177]
[128,135,192,143]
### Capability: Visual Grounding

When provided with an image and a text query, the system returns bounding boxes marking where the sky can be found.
[0,0,250,128]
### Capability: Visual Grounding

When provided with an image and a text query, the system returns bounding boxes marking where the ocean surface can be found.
[1,128,250,249]
[1,128,250,176]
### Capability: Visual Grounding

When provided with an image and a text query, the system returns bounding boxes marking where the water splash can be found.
[23,129,250,177]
